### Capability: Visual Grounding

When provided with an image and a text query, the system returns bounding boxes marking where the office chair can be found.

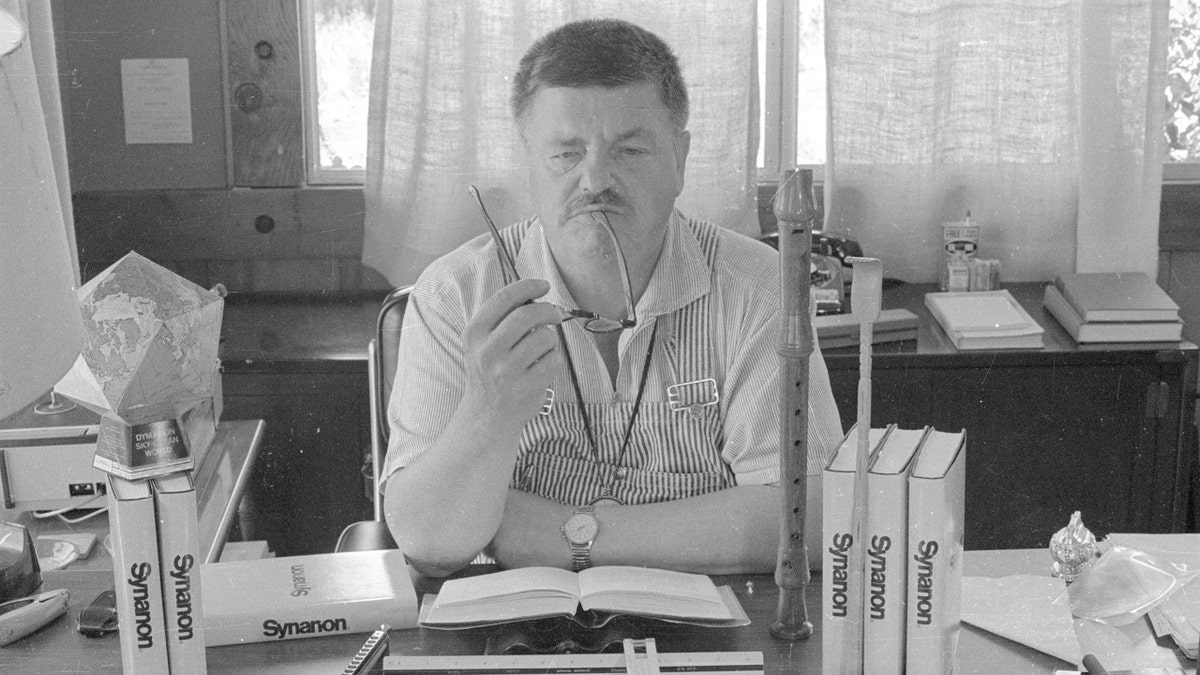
[334,285,412,553]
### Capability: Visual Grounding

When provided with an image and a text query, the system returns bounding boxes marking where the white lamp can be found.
[0,9,84,419]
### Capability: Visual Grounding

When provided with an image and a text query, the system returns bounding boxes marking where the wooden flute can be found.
[770,168,817,640]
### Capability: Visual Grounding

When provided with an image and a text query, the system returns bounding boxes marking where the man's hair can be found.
[511,18,689,131]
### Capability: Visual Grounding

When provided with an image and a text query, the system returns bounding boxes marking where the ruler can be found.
[382,648,764,674]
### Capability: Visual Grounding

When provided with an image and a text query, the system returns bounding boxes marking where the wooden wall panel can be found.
[56,0,228,190]
[72,187,388,293]
[1160,249,1200,345]
[225,0,303,186]
[1161,184,1200,252]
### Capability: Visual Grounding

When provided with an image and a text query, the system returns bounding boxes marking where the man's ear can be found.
[674,129,691,192]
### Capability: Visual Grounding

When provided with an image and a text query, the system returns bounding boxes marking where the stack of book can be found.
[107,473,207,674]
[1042,272,1183,344]
[823,424,966,674]
[925,289,1044,350]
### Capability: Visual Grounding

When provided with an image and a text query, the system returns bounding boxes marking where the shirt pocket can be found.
[615,402,734,503]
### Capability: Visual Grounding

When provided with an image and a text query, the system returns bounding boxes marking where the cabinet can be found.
[822,282,1198,550]
[219,295,379,557]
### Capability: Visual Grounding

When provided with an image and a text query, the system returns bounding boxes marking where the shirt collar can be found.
[513,210,711,319]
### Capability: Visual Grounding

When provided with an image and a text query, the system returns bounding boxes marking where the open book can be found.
[418,566,750,629]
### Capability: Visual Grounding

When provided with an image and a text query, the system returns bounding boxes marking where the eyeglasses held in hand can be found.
[468,185,637,334]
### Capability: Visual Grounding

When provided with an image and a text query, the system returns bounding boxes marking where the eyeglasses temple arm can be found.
[469,185,519,285]
[592,211,636,326]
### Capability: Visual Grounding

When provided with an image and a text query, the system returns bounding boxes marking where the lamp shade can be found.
[0,9,83,419]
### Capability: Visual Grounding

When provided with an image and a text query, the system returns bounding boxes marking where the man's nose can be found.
[578,152,615,194]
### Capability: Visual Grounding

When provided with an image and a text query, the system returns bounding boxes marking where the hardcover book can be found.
[419,565,749,629]
[107,474,170,673]
[1043,284,1183,343]
[1054,272,1180,323]
[200,549,418,646]
[822,424,893,675]
[925,290,1043,350]
[863,426,930,675]
[152,472,206,674]
[905,428,967,675]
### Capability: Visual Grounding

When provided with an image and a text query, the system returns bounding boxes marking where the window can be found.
[301,0,375,185]
[302,1,1198,186]
[1168,0,1200,180]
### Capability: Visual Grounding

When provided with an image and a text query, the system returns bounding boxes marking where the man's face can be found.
[521,82,690,261]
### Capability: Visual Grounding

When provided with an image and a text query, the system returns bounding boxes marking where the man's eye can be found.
[549,151,582,165]
[619,147,647,157]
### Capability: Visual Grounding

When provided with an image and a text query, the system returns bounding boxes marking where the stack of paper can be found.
[1148,590,1200,659]
[925,290,1044,350]
[1043,273,1183,344]
[1105,533,1200,658]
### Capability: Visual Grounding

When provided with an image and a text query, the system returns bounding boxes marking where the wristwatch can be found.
[561,505,599,572]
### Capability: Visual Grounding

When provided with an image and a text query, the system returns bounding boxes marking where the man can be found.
[382,18,842,577]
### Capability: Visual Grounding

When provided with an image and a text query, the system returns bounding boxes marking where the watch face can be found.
[564,512,599,545]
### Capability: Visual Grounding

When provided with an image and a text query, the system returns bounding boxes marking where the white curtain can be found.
[362,0,760,287]
[824,0,1167,283]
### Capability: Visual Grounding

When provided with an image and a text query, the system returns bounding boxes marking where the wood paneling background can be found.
[225,0,304,187]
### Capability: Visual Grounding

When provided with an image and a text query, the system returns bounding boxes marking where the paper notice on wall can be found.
[121,58,193,144]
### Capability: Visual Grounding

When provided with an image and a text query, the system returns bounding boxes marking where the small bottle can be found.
[946,251,971,292]
[940,210,980,291]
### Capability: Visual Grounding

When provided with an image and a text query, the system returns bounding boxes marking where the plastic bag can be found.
[1069,544,1200,626]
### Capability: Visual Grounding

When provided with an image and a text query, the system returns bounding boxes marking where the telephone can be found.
[760,231,863,315]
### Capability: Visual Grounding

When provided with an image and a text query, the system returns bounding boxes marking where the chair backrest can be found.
[365,285,499,565]
[374,286,413,445]
[367,285,413,520]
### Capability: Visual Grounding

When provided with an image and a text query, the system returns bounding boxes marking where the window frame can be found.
[298,0,368,186]
[1165,163,1200,183]
[758,0,826,184]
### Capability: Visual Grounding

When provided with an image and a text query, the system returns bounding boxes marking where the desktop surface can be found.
[2,549,1188,674]
[0,418,264,568]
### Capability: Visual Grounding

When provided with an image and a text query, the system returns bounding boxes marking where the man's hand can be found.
[460,278,566,425]
[386,278,568,576]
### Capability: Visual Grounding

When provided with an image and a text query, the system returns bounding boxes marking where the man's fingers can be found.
[513,324,562,372]
[462,278,567,414]
[475,278,552,332]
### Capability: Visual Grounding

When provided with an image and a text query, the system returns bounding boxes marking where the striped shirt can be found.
[382,211,844,507]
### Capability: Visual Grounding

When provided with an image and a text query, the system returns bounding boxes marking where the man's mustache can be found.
[559,191,626,224]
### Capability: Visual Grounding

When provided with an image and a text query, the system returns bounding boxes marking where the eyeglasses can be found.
[469,185,637,334]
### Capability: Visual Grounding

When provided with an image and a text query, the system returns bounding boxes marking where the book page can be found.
[433,566,579,607]
[577,566,730,619]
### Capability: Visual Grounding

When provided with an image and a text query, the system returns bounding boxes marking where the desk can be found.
[0,549,1190,674]
[823,282,1199,549]
[0,419,264,568]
